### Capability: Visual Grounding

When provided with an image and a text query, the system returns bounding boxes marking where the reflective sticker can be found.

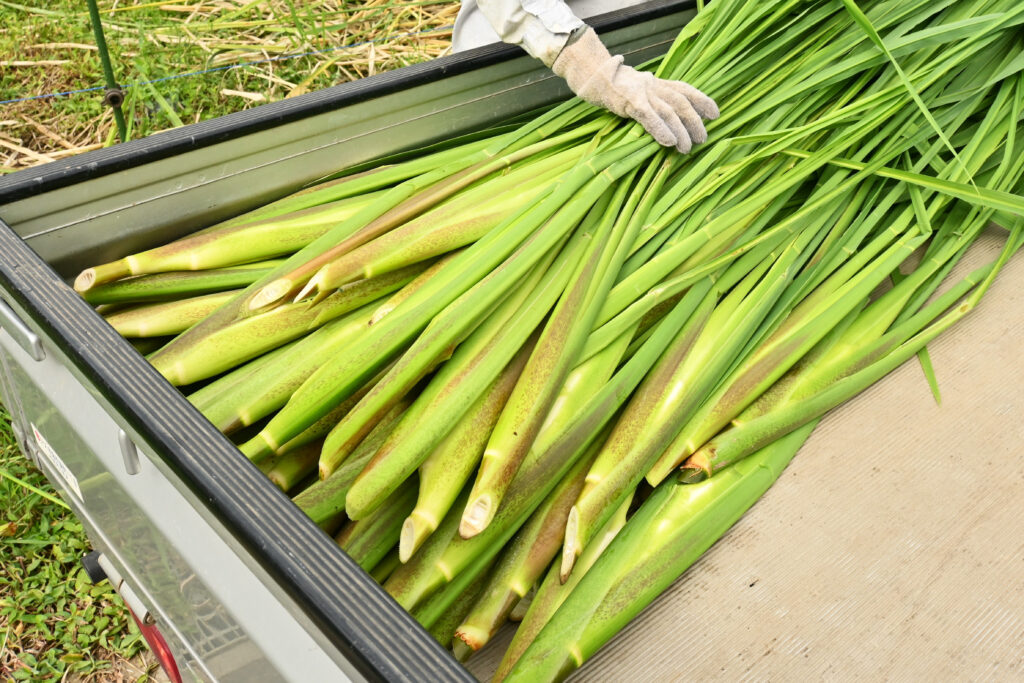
[31,423,83,503]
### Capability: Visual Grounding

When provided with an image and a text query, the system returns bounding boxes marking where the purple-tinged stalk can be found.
[561,225,818,581]
[151,263,420,385]
[503,423,816,682]
[383,283,713,613]
[140,123,559,388]
[401,341,533,562]
[368,251,462,326]
[644,225,927,486]
[460,152,678,538]
[104,291,238,338]
[459,180,631,538]
[187,339,301,414]
[681,230,1022,480]
[321,247,559,490]
[494,494,631,680]
[245,139,655,462]
[291,397,412,528]
[295,142,589,296]
[342,227,585,518]
[198,303,377,433]
[252,105,600,310]
[452,446,598,656]
[319,217,566,486]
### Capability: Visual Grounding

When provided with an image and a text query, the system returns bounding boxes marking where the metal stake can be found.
[85,0,128,142]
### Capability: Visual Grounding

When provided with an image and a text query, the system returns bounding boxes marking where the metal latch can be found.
[0,298,45,362]
[117,430,141,476]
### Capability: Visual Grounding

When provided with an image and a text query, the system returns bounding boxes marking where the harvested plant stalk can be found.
[76,0,1024,679]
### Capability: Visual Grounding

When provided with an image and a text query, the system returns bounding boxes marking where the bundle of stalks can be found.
[75,0,1024,679]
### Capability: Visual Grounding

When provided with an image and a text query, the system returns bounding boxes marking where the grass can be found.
[0,406,157,682]
[0,1,456,678]
[0,0,458,171]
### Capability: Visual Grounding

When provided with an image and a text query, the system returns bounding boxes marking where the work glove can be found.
[551,27,719,153]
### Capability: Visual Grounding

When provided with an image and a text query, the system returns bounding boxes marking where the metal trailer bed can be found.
[1,2,1022,680]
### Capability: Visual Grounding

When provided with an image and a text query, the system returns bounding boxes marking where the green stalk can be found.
[370,549,402,585]
[257,389,359,460]
[454,451,598,654]
[407,437,603,636]
[335,477,417,573]
[132,337,171,356]
[494,494,631,681]
[104,291,237,338]
[266,441,320,493]
[82,260,282,306]
[200,303,378,434]
[536,324,638,451]
[344,224,592,518]
[252,110,602,310]
[152,263,419,385]
[562,227,816,580]
[656,102,1023,482]
[315,181,609,481]
[383,284,714,612]
[252,140,654,474]
[601,104,918,332]
[459,153,678,538]
[502,423,815,683]
[368,252,462,325]
[509,591,532,622]
[321,241,558,485]
[239,361,396,463]
[681,238,1017,478]
[141,122,558,384]
[75,191,382,291]
[460,180,629,538]
[186,339,301,411]
[428,570,491,650]
[291,397,411,528]
[781,148,1024,216]
[586,182,793,362]
[215,135,505,229]
[645,226,927,486]
[296,141,590,295]
[401,341,532,562]
[385,484,471,602]
[413,557,500,641]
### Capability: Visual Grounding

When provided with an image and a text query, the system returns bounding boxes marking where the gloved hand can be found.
[551,27,719,153]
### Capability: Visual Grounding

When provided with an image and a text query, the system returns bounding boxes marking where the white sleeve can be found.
[473,0,585,65]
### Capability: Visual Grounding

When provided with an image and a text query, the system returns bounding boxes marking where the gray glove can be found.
[551,27,719,153]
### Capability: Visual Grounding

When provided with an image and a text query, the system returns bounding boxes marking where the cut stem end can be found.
[459,494,493,539]
[249,278,293,312]
[560,506,581,583]
[399,512,437,563]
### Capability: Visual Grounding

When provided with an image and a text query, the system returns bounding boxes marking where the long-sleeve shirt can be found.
[452,0,642,64]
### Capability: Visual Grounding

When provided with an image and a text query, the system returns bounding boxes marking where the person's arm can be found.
[474,0,718,152]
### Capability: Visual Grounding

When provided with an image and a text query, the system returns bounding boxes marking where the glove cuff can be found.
[551,26,613,88]
[552,27,631,117]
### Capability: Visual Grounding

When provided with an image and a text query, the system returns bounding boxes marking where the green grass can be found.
[0,0,457,170]
[0,405,154,681]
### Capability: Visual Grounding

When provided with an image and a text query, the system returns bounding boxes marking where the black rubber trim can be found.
[0,0,692,204]
[0,220,473,682]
